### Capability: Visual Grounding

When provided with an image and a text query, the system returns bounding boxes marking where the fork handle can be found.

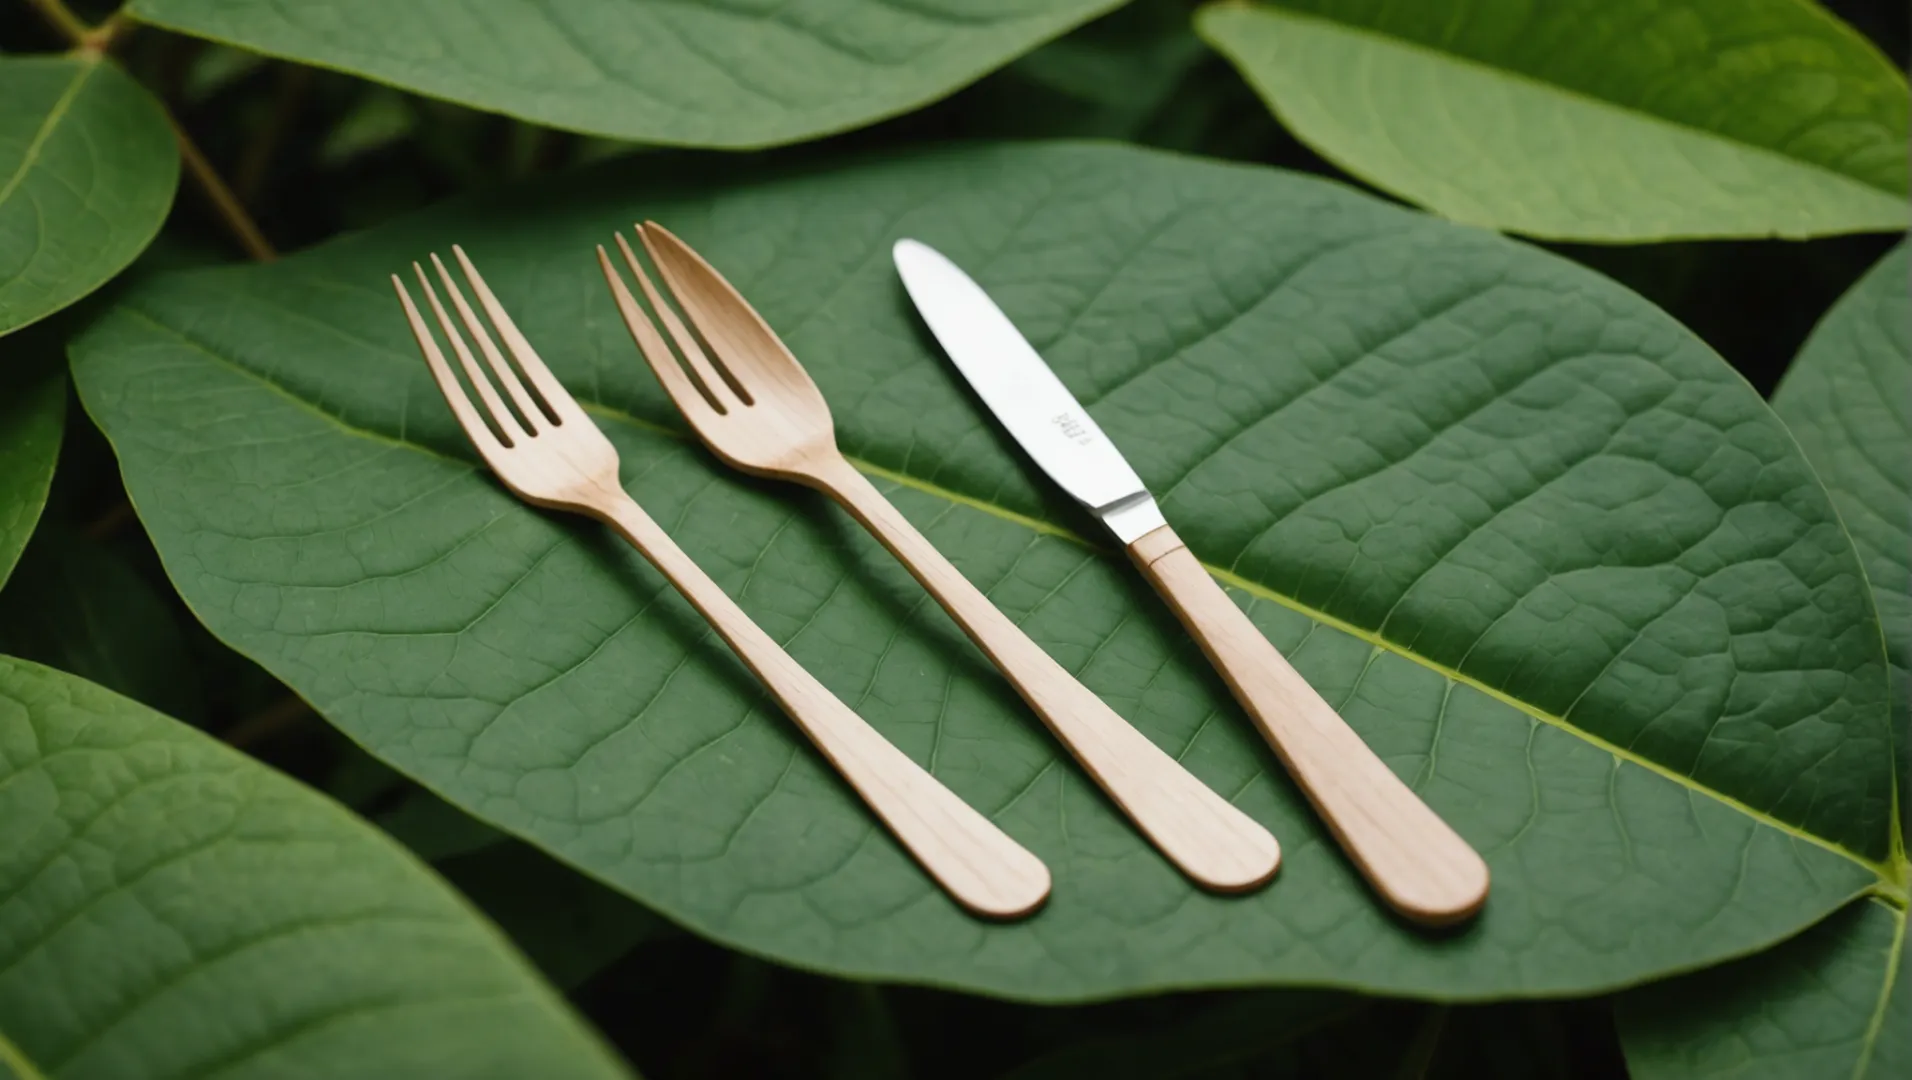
[1128,525,1489,925]
[808,458,1280,893]
[592,491,1051,920]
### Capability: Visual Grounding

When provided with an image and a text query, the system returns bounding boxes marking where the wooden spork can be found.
[597,223,1281,894]
[391,246,1051,920]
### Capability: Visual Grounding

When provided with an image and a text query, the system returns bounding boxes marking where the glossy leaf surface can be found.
[70,142,1893,1001]
[1617,242,1910,1080]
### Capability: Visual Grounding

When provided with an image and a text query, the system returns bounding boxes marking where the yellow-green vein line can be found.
[1852,904,1906,1080]
[0,58,97,209]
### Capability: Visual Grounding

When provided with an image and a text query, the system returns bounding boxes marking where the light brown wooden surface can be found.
[1128,525,1490,925]
[393,248,1052,920]
[599,223,1282,894]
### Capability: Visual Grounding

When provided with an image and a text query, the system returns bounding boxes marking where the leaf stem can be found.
[25,0,90,46]
[169,112,279,262]
[25,1,273,261]
[236,63,311,204]
[224,694,311,748]
[79,12,132,54]
[83,499,136,540]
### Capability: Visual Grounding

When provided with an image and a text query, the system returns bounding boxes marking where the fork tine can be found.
[431,252,550,432]
[451,244,585,423]
[414,262,528,447]
[393,274,505,457]
[597,244,725,419]
[637,222,787,394]
[609,232,738,409]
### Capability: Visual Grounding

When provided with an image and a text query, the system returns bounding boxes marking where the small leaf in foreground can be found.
[1196,0,1910,241]
[0,337,65,588]
[0,657,634,1079]
[0,56,178,337]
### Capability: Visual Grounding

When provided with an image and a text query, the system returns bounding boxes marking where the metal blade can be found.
[892,239,1165,543]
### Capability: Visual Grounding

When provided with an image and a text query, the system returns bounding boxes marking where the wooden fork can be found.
[391,247,1051,920]
[598,224,1281,894]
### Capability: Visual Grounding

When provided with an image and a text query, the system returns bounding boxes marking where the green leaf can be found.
[69,142,1894,1002]
[0,525,205,723]
[1774,243,1909,697]
[1618,899,1907,1079]
[0,656,634,1078]
[1195,0,1911,242]
[1615,244,1911,1080]
[128,0,1125,148]
[0,56,178,337]
[0,336,64,588]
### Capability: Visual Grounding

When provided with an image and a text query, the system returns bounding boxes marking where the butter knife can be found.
[893,239,1489,925]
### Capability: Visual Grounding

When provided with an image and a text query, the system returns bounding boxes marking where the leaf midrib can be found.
[1217,1,1909,200]
[0,1029,49,1080]
[0,59,97,211]
[1854,904,1907,1078]
[111,302,1903,888]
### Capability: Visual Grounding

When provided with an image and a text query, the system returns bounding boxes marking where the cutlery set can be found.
[392,226,1489,927]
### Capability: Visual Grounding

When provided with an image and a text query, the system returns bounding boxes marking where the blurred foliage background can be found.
[1,1,1904,1076]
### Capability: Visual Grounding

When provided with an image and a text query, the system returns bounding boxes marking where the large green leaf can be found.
[0,337,65,588]
[128,0,1124,149]
[0,56,177,338]
[1195,0,1910,241]
[69,142,1894,1001]
[1616,244,1910,1079]
[0,656,633,1078]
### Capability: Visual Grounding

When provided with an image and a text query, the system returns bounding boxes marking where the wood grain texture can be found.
[395,249,1051,920]
[598,495,1053,919]
[1128,525,1489,925]
[600,222,1281,893]
[814,457,1280,892]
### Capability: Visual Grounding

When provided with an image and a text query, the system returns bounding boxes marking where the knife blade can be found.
[892,239,1166,544]
[893,237,1491,925]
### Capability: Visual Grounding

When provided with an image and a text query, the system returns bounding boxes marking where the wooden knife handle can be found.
[1128,524,1489,925]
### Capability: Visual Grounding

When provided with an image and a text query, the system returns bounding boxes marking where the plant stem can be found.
[224,694,311,748]
[169,113,279,262]
[80,12,132,54]
[83,500,136,540]
[236,63,312,204]
[27,0,274,261]
[25,0,90,46]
